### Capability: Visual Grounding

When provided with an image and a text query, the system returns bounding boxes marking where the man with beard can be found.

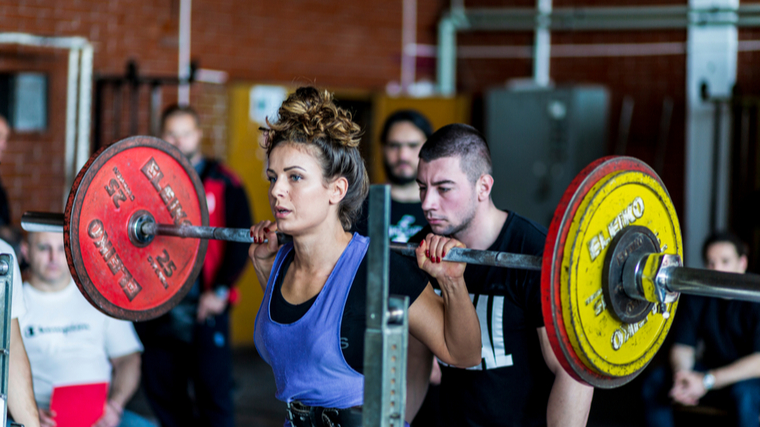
[355,110,432,243]
[411,124,593,427]
[134,105,252,427]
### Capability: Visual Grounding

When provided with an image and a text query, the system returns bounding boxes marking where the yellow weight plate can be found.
[560,169,682,378]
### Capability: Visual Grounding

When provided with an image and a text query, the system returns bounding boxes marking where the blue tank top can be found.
[254,233,368,408]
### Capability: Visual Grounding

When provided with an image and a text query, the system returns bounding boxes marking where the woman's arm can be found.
[407,235,481,368]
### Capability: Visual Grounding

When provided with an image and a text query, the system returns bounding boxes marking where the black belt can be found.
[286,401,363,427]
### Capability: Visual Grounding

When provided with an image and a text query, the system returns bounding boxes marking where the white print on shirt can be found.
[389,215,424,243]
[436,290,514,371]
[24,324,89,338]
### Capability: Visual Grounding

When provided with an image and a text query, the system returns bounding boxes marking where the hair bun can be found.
[266,86,362,148]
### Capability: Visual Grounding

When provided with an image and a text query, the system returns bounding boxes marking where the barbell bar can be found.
[22,211,547,270]
[22,214,760,306]
[21,217,760,303]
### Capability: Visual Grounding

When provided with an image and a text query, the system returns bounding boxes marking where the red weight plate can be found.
[64,136,208,321]
[541,156,666,388]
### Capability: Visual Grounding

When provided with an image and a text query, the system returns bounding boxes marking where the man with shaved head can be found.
[410,124,593,427]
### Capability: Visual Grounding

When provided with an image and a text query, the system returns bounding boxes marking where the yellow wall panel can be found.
[227,83,286,346]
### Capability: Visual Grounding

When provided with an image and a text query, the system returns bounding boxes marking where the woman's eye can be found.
[290,174,302,181]
[267,176,276,183]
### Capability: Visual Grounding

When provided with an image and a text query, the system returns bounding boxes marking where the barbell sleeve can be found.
[21,212,65,233]
[662,267,760,303]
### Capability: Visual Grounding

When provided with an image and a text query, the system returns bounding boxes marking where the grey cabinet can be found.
[486,86,609,226]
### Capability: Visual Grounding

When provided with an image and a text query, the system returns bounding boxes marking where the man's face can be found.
[162,114,202,160]
[417,156,477,237]
[0,117,9,164]
[383,121,426,185]
[705,242,747,274]
[27,232,70,285]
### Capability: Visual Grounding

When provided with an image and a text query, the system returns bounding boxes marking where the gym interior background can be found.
[2,0,760,425]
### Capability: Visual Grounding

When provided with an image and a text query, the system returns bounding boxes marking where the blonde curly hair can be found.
[263,87,369,231]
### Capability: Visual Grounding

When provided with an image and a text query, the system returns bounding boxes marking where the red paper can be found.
[50,382,108,427]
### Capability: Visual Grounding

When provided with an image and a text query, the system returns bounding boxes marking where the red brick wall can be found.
[1,0,758,226]
[550,30,688,215]
[0,45,69,217]
[738,27,760,95]
[0,0,446,225]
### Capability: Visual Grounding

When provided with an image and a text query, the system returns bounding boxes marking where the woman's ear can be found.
[329,176,349,205]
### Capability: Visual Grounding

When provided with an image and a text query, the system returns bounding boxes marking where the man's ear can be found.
[739,255,749,273]
[476,174,494,202]
[329,176,349,205]
[20,240,28,261]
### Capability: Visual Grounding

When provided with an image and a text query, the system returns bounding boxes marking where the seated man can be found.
[19,232,151,427]
[642,231,760,427]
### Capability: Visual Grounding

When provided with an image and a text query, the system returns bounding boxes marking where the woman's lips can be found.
[275,207,291,218]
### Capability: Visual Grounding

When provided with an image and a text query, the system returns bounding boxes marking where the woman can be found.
[249,87,481,427]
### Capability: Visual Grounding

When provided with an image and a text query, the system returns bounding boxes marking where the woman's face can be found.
[266,143,340,235]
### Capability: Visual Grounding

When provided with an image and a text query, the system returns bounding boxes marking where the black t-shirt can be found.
[672,295,760,368]
[354,198,426,243]
[411,212,553,427]
[270,243,429,374]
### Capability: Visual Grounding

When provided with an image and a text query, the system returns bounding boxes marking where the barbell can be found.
[19,136,760,389]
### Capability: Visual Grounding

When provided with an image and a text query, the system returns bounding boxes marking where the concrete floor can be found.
[126,347,285,427]
[126,348,684,427]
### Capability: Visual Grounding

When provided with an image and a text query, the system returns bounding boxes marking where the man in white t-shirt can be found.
[2,237,40,427]
[19,232,151,427]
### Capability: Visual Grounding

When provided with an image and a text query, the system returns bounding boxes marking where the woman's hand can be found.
[249,220,281,290]
[415,233,467,282]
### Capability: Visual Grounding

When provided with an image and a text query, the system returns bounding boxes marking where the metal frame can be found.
[435,4,760,95]
[363,185,409,427]
[0,254,14,427]
[0,33,93,204]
